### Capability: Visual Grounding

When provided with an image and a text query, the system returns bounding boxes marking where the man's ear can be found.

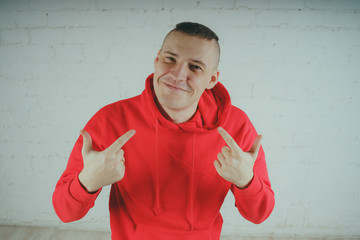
[206,70,220,89]
[154,50,161,66]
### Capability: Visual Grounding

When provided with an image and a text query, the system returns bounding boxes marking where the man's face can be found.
[153,31,220,121]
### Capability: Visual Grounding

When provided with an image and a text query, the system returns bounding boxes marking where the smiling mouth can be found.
[164,83,188,92]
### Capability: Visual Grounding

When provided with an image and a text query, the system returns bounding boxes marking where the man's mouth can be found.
[164,82,188,92]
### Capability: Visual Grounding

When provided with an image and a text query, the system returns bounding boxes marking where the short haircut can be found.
[171,22,219,42]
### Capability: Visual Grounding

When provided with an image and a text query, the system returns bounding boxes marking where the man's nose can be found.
[171,63,188,81]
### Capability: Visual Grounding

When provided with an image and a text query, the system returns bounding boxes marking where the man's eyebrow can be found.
[163,50,207,68]
[163,50,178,57]
[192,59,206,68]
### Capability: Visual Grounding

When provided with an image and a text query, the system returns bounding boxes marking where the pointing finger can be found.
[107,129,136,153]
[80,130,93,155]
[217,127,242,152]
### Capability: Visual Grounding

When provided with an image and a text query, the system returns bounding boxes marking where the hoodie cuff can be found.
[233,173,263,198]
[69,175,100,203]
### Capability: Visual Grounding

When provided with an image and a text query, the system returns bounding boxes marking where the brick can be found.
[223,80,253,99]
[256,9,291,27]
[221,44,299,67]
[76,10,114,27]
[295,28,360,48]
[347,45,360,68]
[257,28,301,46]
[107,9,128,27]
[218,28,263,46]
[0,29,30,44]
[15,11,48,28]
[48,10,112,27]
[62,62,94,80]
[323,11,360,29]
[160,0,197,9]
[82,44,111,64]
[306,0,360,10]
[27,0,97,11]
[47,10,82,27]
[51,45,83,63]
[170,9,221,27]
[19,45,55,63]
[0,0,30,11]
[123,10,148,28]
[233,0,305,9]
[125,9,172,28]
[62,28,99,44]
[288,9,326,28]
[0,62,33,79]
[252,82,288,100]
[265,0,306,9]
[217,9,256,27]
[196,0,235,9]
[0,46,23,63]
[0,79,28,114]
[0,10,17,28]
[29,28,64,45]
[233,0,275,9]
[95,0,163,10]
[30,62,64,80]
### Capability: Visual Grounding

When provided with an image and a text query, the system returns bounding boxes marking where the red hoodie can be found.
[53,74,275,239]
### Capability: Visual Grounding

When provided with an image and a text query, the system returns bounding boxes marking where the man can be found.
[53,22,275,240]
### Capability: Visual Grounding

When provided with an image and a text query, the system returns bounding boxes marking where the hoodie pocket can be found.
[134,224,214,240]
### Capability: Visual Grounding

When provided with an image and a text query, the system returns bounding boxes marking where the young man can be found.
[53,22,275,240]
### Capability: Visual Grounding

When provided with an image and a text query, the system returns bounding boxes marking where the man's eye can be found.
[166,57,175,61]
[190,65,202,71]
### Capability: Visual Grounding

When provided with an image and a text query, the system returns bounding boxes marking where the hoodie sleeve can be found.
[52,112,104,223]
[230,146,275,224]
[229,109,275,224]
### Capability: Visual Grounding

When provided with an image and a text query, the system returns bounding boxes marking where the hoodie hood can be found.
[141,73,231,132]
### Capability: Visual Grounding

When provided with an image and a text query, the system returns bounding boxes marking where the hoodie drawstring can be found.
[154,119,161,216]
[188,133,196,231]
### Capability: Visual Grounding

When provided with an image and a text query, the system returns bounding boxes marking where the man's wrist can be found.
[235,174,254,189]
[78,171,98,193]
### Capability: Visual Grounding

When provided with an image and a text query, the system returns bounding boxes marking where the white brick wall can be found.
[1,0,360,237]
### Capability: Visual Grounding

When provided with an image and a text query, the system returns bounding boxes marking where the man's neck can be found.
[154,97,197,124]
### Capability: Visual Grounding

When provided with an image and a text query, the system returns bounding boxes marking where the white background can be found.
[1,0,360,237]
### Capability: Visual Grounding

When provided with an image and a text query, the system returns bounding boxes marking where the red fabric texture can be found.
[53,74,275,239]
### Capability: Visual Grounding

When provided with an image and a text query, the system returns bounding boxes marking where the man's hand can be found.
[214,127,262,189]
[78,129,136,193]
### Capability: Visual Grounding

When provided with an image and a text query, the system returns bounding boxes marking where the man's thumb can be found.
[80,130,92,154]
